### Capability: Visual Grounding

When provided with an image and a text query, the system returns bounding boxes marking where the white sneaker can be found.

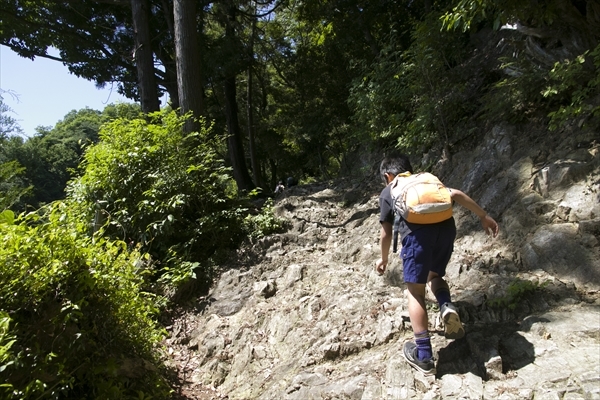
[440,302,465,339]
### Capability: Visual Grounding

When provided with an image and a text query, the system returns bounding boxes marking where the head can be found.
[379,153,413,184]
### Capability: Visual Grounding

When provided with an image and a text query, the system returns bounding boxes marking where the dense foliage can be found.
[68,110,247,296]
[349,13,474,153]
[0,202,169,399]
[3,0,599,184]
[0,108,287,398]
[0,161,30,214]
[0,103,142,210]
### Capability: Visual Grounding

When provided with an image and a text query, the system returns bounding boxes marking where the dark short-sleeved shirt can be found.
[378,184,455,240]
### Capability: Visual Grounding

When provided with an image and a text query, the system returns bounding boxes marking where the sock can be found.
[414,330,432,361]
[434,287,452,308]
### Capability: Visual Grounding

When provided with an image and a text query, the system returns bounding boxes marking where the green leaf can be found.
[0,210,15,225]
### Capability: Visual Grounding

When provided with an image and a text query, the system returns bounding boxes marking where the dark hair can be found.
[379,153,413,183]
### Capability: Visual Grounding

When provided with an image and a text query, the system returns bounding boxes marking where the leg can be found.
[426,223,464,340]
[427,271,452,306]
[427,272,464,340]
[406,282,428,333]
[400,230,437,374]
[403,282,435,374]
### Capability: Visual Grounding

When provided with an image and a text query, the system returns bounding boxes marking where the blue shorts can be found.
[400,223,456,284]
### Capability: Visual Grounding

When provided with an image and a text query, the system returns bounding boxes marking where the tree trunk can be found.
[246,7,263,189]
[130,0,160,113]
[221,3,254,192]
[156,52,180,110]
[224,75,255,192]
[158,0,180,110]
[173,0,204,132]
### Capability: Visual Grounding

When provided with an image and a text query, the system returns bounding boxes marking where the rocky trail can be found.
[164,125,600,399]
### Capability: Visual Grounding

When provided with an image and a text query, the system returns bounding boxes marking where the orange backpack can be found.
[390,172,453,224]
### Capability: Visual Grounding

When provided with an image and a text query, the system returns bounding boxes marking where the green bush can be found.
[487,279,545,310]
[479,63,548,124]
[348,15,472,153]
[0,312,16,378]
[68,110,245,297]
[543,44,600,130]
[0,160,32,213]
[243,198,287,240]
[0,202,169,399]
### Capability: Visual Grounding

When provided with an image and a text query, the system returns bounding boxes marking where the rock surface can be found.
[165,124,600,399]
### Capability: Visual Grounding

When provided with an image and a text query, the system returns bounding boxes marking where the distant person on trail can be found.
[274,181,285,195]
[376,153,499,376]
[286,176,297,188]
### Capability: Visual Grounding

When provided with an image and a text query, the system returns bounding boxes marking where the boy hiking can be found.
[376,154,499,375]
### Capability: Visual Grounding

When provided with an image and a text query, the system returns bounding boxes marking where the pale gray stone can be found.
[582,383,600,399]
[578,371,600,383]
[562,393,585,400]
[521,224,600,287]
[463,372,484,399]
[360,376,383,400]
[283,263,305,287]
[376,315,397,344]
[254,279,277,298]
[385,357,414,397]
[291,371,328,387]
[440,374,463,397]
[413,373,435,394]
[532,389,561,400]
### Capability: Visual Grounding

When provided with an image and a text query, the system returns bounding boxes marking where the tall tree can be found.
[218,2,255,191]
[173,0,204,132]
[246,1,263,188]
[1,1,136,96]
[131,0,160,112]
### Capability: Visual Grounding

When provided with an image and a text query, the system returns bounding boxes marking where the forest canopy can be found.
[2,0,599,189]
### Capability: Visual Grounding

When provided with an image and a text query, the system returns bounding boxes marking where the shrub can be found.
[543,43,600,130]
[68,110,245,296]
[348,15,472,153]
[243,198,287,240]
[487,279,546,310]
[0,160,32,213]
[0,202,169,399]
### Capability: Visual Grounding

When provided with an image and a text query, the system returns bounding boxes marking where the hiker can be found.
[376,153,499,375]
[286,176,297,188]
[274,180,285,195]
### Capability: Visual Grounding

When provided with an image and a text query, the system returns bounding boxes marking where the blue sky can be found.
[0,45,132,137]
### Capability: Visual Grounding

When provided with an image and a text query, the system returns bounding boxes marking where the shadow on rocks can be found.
[435,321,535,381]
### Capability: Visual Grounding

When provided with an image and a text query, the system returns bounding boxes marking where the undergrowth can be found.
[0,202,169,399]
[487,279,548,310]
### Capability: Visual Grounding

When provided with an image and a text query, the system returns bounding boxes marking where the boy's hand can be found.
[480,215,499,238]
[375,258,387,275]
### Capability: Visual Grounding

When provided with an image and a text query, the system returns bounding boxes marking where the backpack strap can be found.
[390,172,410,253]
[392,213,400,253]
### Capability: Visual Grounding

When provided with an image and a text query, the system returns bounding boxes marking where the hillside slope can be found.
[165,123,600,399]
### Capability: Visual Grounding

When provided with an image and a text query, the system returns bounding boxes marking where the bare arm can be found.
[450,188,499,237]
[375,221,393,274]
